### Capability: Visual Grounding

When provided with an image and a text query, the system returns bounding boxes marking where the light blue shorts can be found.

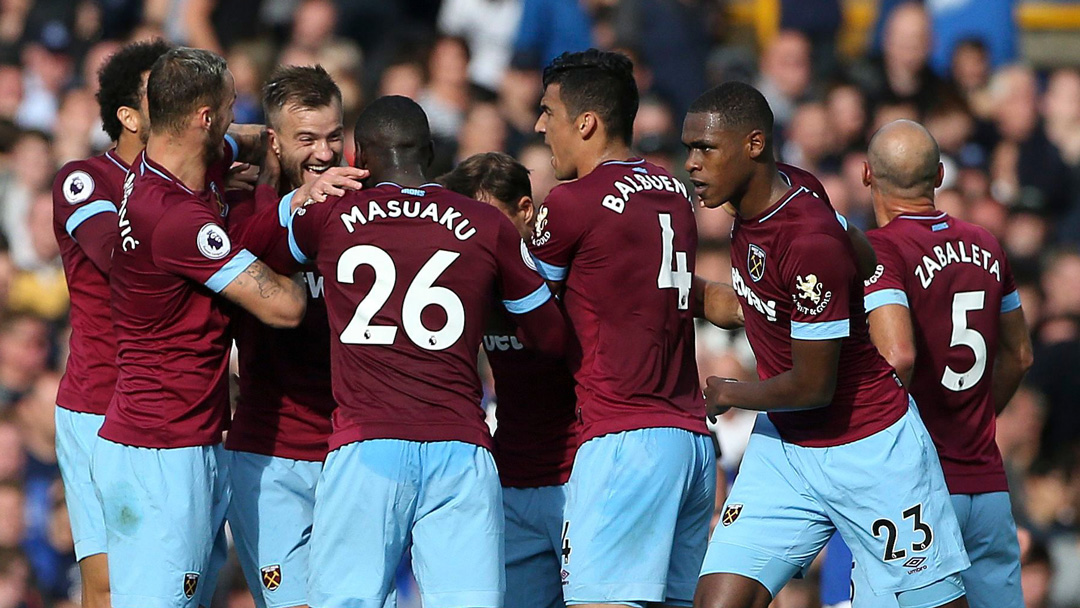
[562,428,717,607]
[91,439,231,608]
[851,491,1021,608]
[55,407,107,560]
[308,439,504,608]
[504,485,567,608]
[227,450,322,608]
[702,405,969,608]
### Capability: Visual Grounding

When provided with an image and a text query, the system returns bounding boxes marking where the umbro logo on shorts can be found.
[721,503,743,526]
[261,564,282,591]
[183,572,199,598]
[903,557,927,569]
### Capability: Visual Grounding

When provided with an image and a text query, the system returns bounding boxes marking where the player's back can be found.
[866,212,1017,493]
[731,165,908,447]
[529,159,705,442]
[52,151,128,415]
[289,182,545,451]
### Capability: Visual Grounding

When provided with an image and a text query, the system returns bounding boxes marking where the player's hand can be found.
[225,163,258,192]
[293,167,370,208]
[704,376,738,422]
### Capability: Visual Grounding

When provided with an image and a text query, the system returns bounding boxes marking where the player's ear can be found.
[267,128,281,156]
[199,106,213,131]
[517,195,534,224]
[862,161,872,187]
[746,129,766,159]
[117,106,140,134]
[578,111,596,139]
[423,139,434,169]
[935,162,944,188]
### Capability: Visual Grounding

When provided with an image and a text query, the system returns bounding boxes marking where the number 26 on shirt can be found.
[337,245,465,351]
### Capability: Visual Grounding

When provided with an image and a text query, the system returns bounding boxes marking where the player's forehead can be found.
[682,111,730,145]
[279,102,343,134]
[540,84,565,111]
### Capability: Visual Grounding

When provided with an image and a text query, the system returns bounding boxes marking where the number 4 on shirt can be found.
[657,213,691,310]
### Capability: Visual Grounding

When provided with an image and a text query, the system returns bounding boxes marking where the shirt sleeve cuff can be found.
[1001,290,1021,313]
[864,288,909,312]
[834,211,848,230]
[791,319,850,340]
[204,248,257,293]
[279,189,297,227]
[503,284,551,314]
[530,254,567,281]
[287,211,311,265]
[65,200,116,238]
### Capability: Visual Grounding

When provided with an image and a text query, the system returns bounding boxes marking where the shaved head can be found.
[867,119,941,198]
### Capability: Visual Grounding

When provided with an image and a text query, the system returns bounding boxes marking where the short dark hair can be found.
[439,152,531,210]
[96,39,172,141]
[147,47,229,136]
[262,64,342,129]
[542,49,638,144]
[353,95,431,157]
[688,81,775,137]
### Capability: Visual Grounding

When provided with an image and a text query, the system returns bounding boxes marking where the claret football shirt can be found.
[288,182,554,452]
[865,211,1019,493]
[730,164,909,447]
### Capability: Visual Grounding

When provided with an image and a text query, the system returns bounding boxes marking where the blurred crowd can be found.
[0,0,1077,607]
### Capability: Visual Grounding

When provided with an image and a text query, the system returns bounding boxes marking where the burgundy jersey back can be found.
[731,165,908,447]
[288,182,552,451]
[226,188,334,461]
[864,212,1018,493]
[52,151,128,414]
[102,150,251,448]
[527,159,706,442]
[484,310,578,487]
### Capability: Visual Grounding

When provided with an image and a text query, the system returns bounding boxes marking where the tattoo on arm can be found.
[243,260,282,299]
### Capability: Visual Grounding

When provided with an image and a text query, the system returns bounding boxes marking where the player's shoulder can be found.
[54,155,120,207]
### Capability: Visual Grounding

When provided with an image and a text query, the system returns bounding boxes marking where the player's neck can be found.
[368,165,428,189]
[113,133,143,166]
[145,134,208,192]
[577,140,633,177]
[877,195,937,227]
[735,165,791,219]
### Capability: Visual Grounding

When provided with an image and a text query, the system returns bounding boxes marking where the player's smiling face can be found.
[271,100,344,190]
[682,111,749,209]
[535,84,579,181]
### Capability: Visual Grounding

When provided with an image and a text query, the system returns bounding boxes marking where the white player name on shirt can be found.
[340,199,477,241]
[601,172,690,214]
[914,239,1002,289]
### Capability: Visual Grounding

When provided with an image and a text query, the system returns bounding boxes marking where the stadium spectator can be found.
[437,0,523,95]
[755,30,812,137]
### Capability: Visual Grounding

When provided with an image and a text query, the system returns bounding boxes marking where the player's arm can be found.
[54,166,118,273]
[226,124,268,165]
[70,211,118,274]
[862,232,915,383]
[705,233,854,417]
[867,305,916,386]
[705,338,841,417]
[992,305,1034,414]
[497,216,568,357]
[692,275,743,329]
[219,259,306,328]
[525,189,580,299]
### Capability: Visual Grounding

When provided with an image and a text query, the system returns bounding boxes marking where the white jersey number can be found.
[941,290,987,391]
[657,213,691,310]
[337,245,465,351]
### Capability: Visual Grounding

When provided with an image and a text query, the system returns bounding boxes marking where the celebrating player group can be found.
[52,38,1032,608]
